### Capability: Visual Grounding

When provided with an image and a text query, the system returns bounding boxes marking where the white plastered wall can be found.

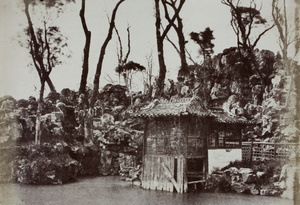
[208,149,242,174]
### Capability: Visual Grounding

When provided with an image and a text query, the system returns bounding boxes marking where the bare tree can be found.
[115,25,131,86]
[75,0,125,146]
[90,0,125,107]
[161,0,188,76]
[114,25,146,92]
[272,0,300,72]
[78,0,91,95]
[272,0,300,139]
[144,51,154,96]
[222,0,274,52]
[154,0,185,97]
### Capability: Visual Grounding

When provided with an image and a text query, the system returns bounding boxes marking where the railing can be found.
[242,142,299,162]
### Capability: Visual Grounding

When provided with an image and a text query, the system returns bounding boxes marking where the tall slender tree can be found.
[23,0,58,93]
[114,25,146,92]
[23,0,72,144]
[272,0,300,73]
[90,0,125,107]
[161,0,188,77]
[78,0,91,95]
[154,0,185,97]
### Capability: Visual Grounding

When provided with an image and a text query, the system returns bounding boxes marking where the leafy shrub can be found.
[205,173,232,193]
[252,160,283,185]
[13,142,79,184]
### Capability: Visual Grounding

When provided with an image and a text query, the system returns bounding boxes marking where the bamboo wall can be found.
[145,117,206,157]
[142,155,188,193]
[242,142,299,162]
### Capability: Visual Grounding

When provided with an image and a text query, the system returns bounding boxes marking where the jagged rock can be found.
[112,105,125,113]
[238,168,256,183]
[260,185,281,196]
[279,164,297,199]
[52,127,64,136]
[99,150,119,176]
[0,95,16,108]
[100,113,114,125]
[60,88,77,105]
[227,167,239,175]
[224,169,231,175]
[223,167,242,183]
[222,95,244,116]
[238,168,253,174]
[41,112,63,126]
[17,99,29,108]
[242,173,257,183]
[250,187,260,195]
[231,174,242,183]
[256,171,265,178]
[99,84,129,107]
[45,91,61,104]
[93,118,102,128]
[230,81,242,95]
[231,182,248,193]
[210,83,229,100]
[0,98,23,144]
[180,85,191,97]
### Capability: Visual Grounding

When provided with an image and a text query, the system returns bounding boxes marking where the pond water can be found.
[0,176,293,205]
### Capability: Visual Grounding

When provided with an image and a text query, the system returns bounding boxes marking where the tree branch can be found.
[79,0,91,94]
[161,0,185,39]
[252,24,275,49]
[124,26,131,63]
[166,33,180,54]
[91,0,125,106]
[29,41,42,79]
[24,0,56,92]
[114,25,123,64]
[44,23,52,74]
[185,48,197,65]
[79,0,90,38]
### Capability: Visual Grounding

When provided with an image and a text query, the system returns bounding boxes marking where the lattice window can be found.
[208,125,241,148]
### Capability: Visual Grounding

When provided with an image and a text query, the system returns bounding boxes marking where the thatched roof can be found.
[132,97,254,125]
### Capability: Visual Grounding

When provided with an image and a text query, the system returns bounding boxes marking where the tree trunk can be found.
[35,79,45,145]
[24,0,56,93]
[294,56,300,205]
[84,108,93,146]
[79,0,91,95]
[46,77,56,92]
[90,0,125,107]
[176,14,188,76]
[154,0,167,98]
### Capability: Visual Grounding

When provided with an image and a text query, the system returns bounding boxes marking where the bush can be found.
[13,142,79,184]
[205,172,232,193]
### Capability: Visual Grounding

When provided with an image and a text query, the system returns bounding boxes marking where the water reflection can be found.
[0,176,293,205]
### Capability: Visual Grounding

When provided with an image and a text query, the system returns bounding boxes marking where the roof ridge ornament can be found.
[160,97,192,104]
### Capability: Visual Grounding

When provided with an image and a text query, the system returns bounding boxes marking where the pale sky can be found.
[0,0,298,100]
